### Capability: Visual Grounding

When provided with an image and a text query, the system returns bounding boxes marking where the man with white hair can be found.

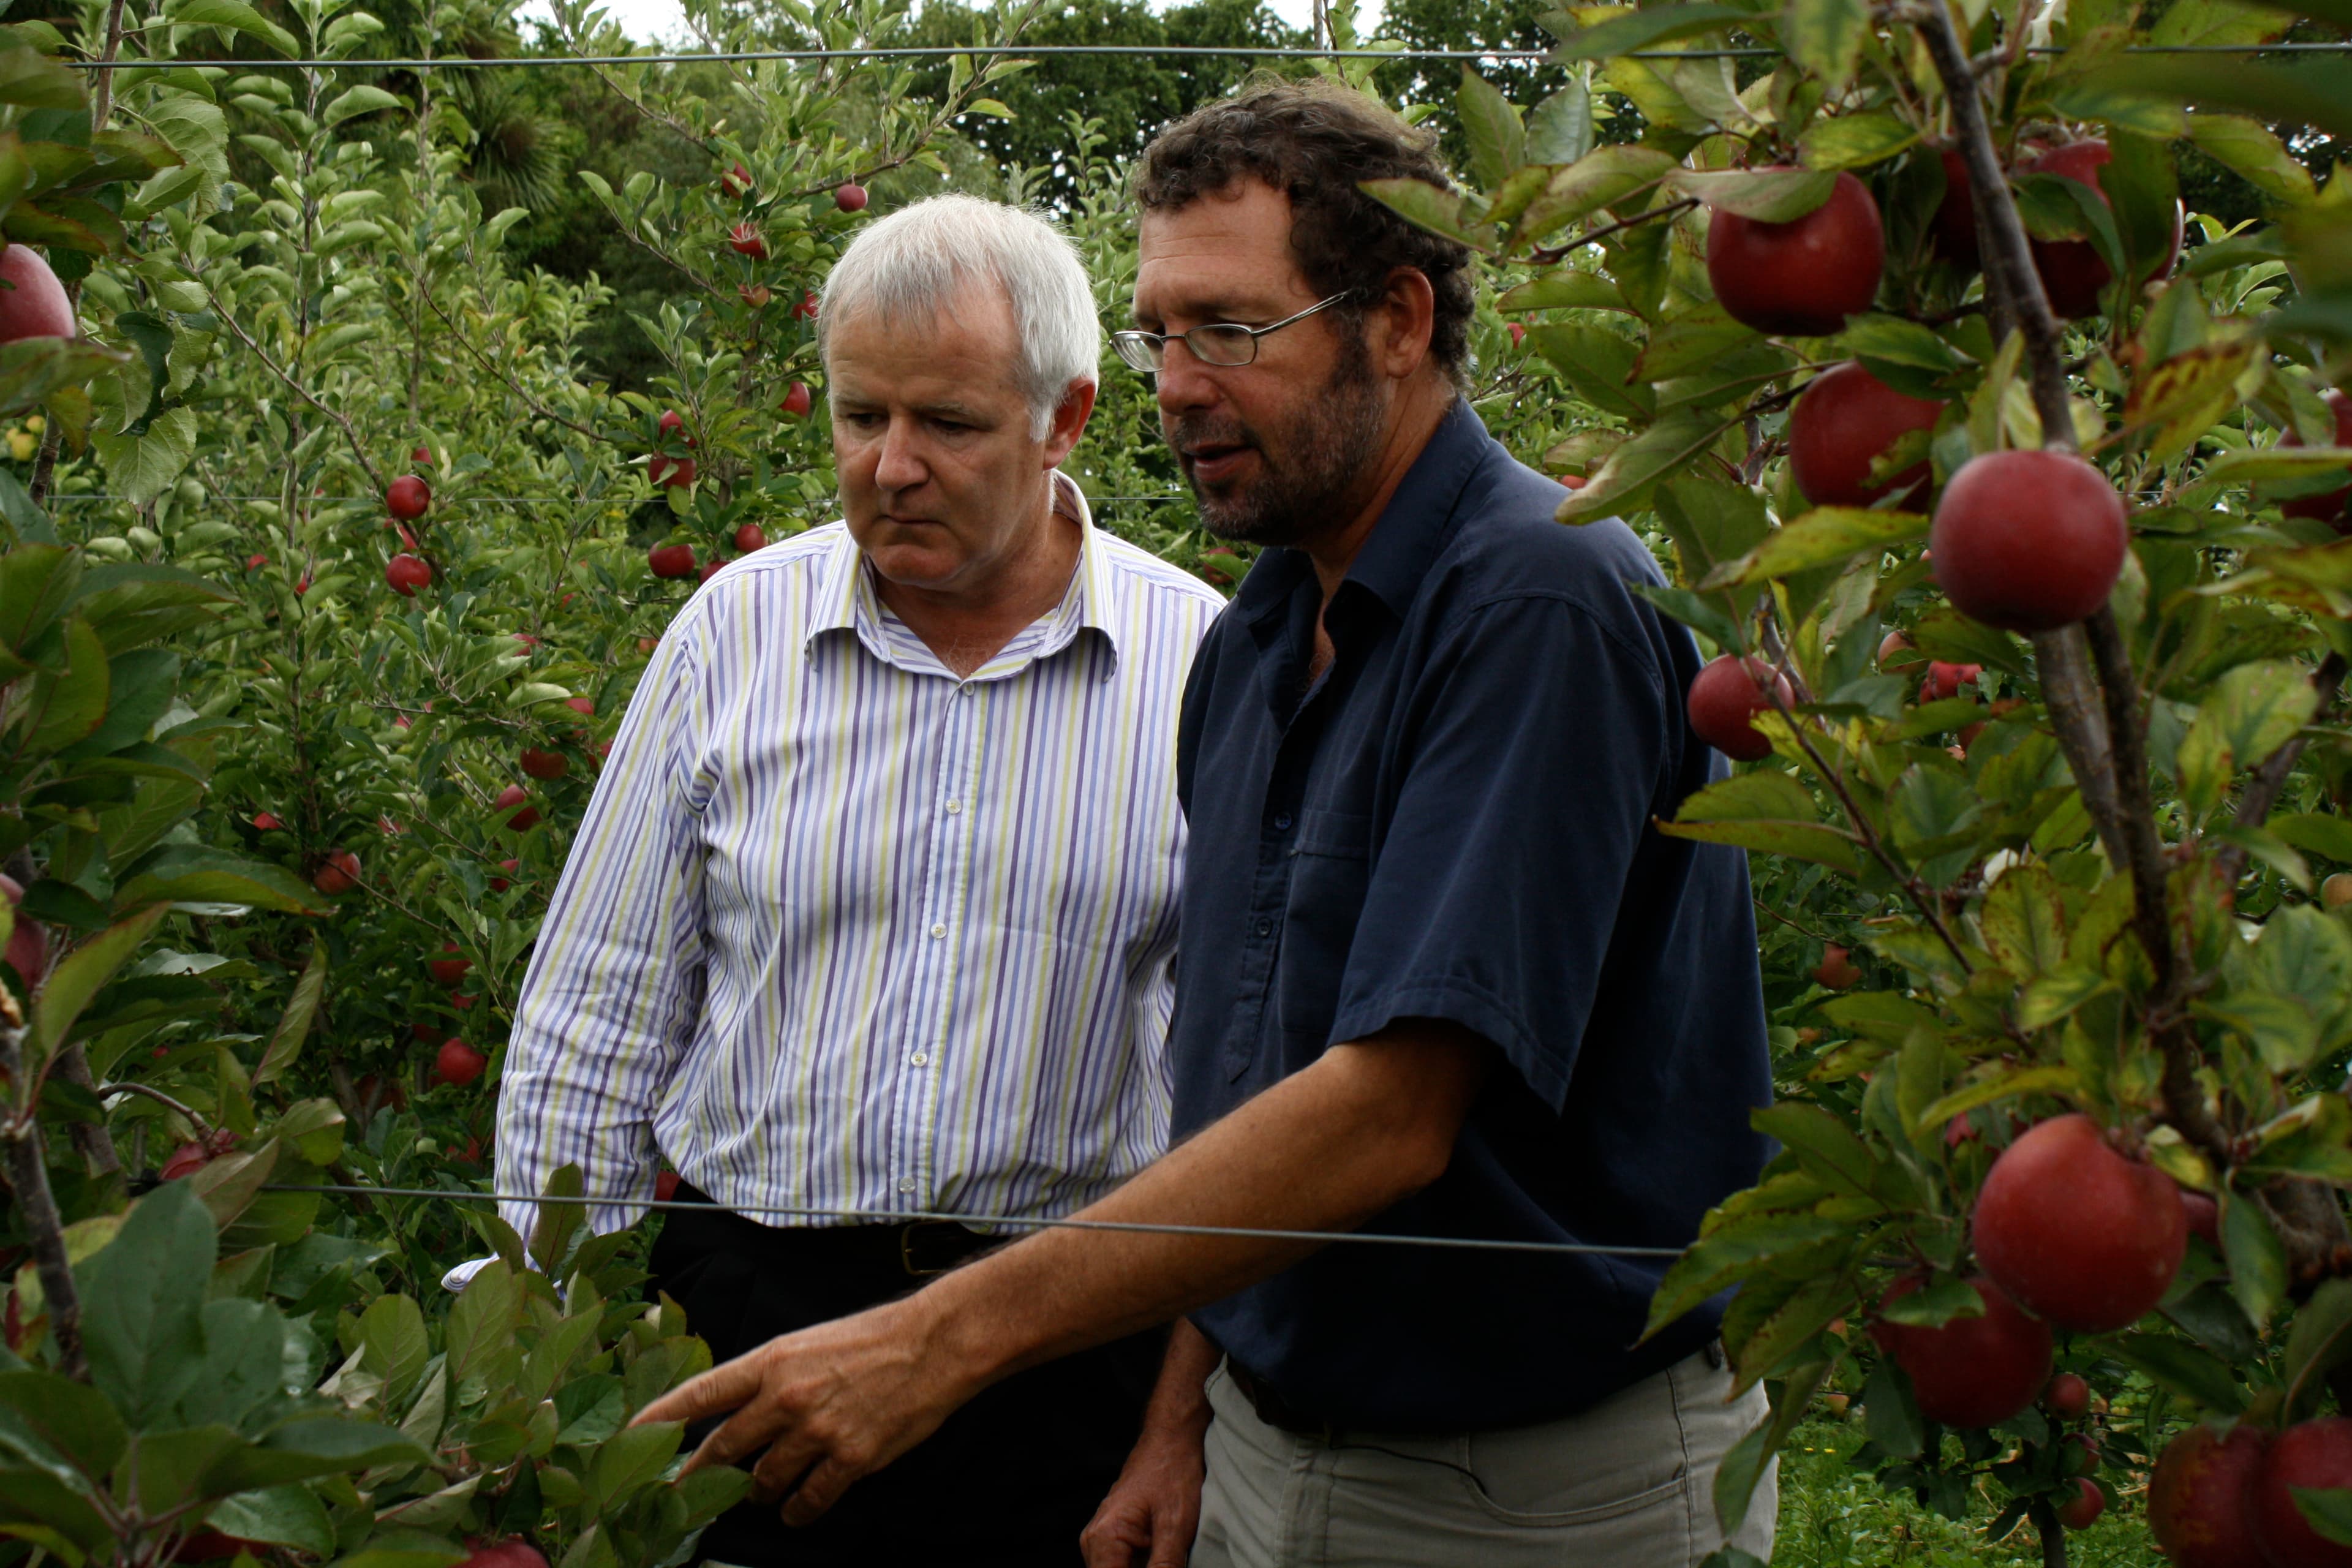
[492,192,1226,1566]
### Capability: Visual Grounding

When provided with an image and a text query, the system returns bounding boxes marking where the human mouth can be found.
[1183,443,1254,486]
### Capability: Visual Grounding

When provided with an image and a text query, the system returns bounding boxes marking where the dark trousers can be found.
[650,1184,1163,1567]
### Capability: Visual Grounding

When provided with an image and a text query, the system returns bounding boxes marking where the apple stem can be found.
[94,1079,216,1142]
[0,1019,89,1379]
[1528,196,1700,266]
[2026,1493,2068,1568]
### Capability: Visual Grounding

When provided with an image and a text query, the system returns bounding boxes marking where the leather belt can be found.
[1226,1361,1338,1441]
[897,1218,1003,1276]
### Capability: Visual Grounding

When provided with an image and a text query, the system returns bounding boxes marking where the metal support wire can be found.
[60,40,2352,69]
[263,1181,1687,1258]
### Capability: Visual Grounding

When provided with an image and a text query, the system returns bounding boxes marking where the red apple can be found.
[460,1539,551,1568]
[727,223,768,260]
[782,381,812,418]
[1869,1274,2052,1428]
[429,942,472,986]
[1705,171,1885,337]
[2058,1477,2105,1530]
[520,747,568,781]
[1507,321,1526,347]
[565,696,595,717]
[835,183,869,213]
[450,991,478,1010]
[433,1038,487,1088]
[1931,449,2128,633]
[1686,654,1793,763]
[1930,145,1979,268]
[1788,362,1948,509]
[740,283,772,309]
[655,1169,681,1202]
[2182,1187,2222,1247]
[385,553,432,597]
[1972,1113,2187,1332]
[2046,1371,2091,1422]
[734,522,767,553]
[251,812,284,832]
[489,858,518,892]
[411,444,432,462]
[1877,630,1917,669]
[2150,1422,2271,1568]
[648,453,696,488]
[0,875,49,990]
[699,556,728,584]
[1813,944,1861,989]
[494,783,540,832]
[313,850,361,895]
[2256,1419,2352,1567]
[386,474,430,520]
[245,552,267,570]
[718,162,752,198]
[410,1021,440,1044]
[794,290,820,320]
[2279,391,2352,530]
[1921,661,1981,703]
[0,245,74,340]
[649,543,697,579]
[513,633,540,651]
[657,409,686,441]
[2025,140,2185,319]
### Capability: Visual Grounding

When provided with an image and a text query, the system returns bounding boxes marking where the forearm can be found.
[914,1023,1485,1393]
[1140,1318,1222,1443]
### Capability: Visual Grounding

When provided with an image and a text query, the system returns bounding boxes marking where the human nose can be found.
[873,414,929,494]
[1153,334,1221,418]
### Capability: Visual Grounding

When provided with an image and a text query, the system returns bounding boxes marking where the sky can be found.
[517,0,1326,49]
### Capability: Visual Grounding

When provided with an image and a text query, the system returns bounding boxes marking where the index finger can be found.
[632,1349,766,1431]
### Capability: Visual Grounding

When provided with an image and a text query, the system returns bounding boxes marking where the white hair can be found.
[817,193,1099,440]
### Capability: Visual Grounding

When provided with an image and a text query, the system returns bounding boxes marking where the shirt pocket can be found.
[1272,807,1373,1053]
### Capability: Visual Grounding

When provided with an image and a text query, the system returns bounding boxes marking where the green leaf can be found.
[1980,863,2068,978]
[1751,1102,1880,1200]
[1702,506,1927,590]
[1642,1213,1853,1339]
[1528,323,1651,420]
[78,1182,214,1427]
[1634,303,1759,382]
[318,84,400,127]
[253,942,325,1085]
[2292,1490,2352,1549]
[1717,1359,1829,1536]
[1664,772,1862,872]
[529,1163,587,1274]
[205,1485,334,1558]
[2282,1278,2352,1421]
[0,1370,128,1477]
[1782,0,1871,92]
[24,614,111,753]
[1496,272,1629,315]
[1525,79,1594,167]
[1798,111,1918,172]
[1875,1275,1986,1328]
[2016,967,2115,1030]
[31,903,170,1058]
[111,845,324,913]
[1861,1354,1924,1459]
[2109,1332,2248,1412]
[1553,3,1749,59]
[1912,1065,2081,1134]
[161,0,299,56]
[444,1260,521,1381]
[1515,145,1678,243]
[1356,178,1488,251]
[201,1419,430,1492]
[132,1425,245,1514]
[0,47,86,110]
[588,1420,684,1512]
[2223,1189,2290,1329]
[359,1295,430,1414]
[1456,66,1523,192]
[1886,764,1983,858]
[1671,167,1836,224]
[2272,812,2352,866]
[2187,114,2316,205]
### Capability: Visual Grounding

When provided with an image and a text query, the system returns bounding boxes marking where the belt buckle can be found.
[899,1219,967,1276]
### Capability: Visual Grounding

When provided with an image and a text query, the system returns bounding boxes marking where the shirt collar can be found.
[1230,396,1492,626]
[804,470,1120,677]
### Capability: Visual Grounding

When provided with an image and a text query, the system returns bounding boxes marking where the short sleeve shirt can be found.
[1169,399,1774,1433]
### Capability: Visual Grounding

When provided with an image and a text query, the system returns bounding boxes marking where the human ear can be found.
[1042,378,1098,469]
[1371,266,1436,382]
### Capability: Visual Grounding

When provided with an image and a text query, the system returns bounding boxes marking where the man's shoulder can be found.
[1429,451,1668,627]
[1090,527,1229,626]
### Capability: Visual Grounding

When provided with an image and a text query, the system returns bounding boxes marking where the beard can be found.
[1167,334,1386,549]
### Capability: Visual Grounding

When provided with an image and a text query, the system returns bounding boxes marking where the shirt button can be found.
[945,799,962,815]
[1253,917,1273,937]
[911,1052,929,1066]
[1272,812,1293,831]
[929,922,948,938]
[898,1178,916,1193]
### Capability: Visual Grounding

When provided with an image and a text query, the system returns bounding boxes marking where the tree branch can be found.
[203,292,388,494]
[2215,650,2350,888]
[0,1016,86,1378]
[421,290,603,440]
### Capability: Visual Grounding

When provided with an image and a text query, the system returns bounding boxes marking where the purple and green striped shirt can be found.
[493,486,1225,1243]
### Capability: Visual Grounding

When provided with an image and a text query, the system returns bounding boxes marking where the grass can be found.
[1771,1418,2166,1567]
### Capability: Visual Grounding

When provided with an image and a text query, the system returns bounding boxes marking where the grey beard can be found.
[1179,344,1386,549]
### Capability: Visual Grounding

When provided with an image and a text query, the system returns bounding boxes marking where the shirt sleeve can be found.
[494,613,712,1245]
[1326,594,1674,1110]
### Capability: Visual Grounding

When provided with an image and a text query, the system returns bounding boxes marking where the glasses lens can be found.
[1110,333,1163,374]
[1188,325,1257,367]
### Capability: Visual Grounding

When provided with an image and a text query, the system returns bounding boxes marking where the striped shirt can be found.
[493,481,1226,1243]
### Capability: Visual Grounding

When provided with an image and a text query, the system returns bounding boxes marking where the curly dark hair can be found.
[1133,77,1476,389]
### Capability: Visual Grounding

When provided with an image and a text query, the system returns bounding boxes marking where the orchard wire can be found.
[56,40,2352,68]
[261,1181,1687,1257]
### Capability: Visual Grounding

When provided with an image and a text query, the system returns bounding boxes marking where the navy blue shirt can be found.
[1170,399,1773,1433]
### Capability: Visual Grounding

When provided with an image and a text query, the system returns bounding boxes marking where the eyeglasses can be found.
[1110,292,1355,374]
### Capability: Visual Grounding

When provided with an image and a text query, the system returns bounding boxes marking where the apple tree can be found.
[1368,1,2352,1562]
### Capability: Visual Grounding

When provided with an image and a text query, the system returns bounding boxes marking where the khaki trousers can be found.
[1190,1351,1777,1567]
